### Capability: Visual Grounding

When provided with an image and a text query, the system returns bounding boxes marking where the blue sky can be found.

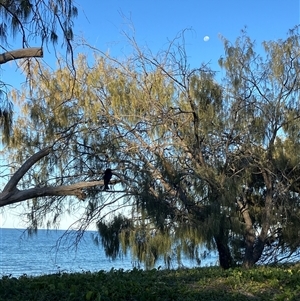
[3,1,300,93]
[1,0,300,229]
[74,0,299,71]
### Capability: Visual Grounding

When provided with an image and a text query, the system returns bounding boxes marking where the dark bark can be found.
[214,221,234,269]
[214,235,233,269]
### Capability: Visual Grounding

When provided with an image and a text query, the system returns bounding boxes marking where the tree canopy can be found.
[2,27,300,269]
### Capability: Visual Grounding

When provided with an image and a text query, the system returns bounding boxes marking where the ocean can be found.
[0,228,218,278]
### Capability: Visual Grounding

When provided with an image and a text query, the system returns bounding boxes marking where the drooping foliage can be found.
[0,0,78,141]
[0,0,77,47]
[4,28,300,269]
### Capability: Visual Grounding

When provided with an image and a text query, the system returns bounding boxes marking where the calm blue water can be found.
[0,228,218,277]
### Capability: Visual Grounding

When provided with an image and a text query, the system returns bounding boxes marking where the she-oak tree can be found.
[2,28,300,269]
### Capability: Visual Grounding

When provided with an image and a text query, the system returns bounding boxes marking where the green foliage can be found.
[0,0,77,47]
[4,27,300,269]
[0,0,78,141]
[1,265,300,300]
[97,215,132,260]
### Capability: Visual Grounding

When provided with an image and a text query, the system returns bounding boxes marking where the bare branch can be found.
[0,180,109,207]
[0,47,43,64]
[2,146,52,193]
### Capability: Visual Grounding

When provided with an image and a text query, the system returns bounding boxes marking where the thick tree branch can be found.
[0,180,108,207]
[3,146,53,193]
[0,145,119,207]
[0,47,43,64]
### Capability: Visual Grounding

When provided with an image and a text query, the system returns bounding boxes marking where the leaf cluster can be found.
[0,0,77,48]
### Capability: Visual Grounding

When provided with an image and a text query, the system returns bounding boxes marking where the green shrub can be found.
[1,264,300,301]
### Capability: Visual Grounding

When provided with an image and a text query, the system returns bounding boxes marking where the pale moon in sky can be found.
[204,36,210,42]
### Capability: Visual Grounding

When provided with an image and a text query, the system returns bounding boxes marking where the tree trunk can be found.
[240,169,273,268]
[214,219,234,269]
[237,198,256,268]
[215,236,233,269]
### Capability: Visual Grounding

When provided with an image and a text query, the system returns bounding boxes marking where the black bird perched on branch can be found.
[103,168,112,190]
